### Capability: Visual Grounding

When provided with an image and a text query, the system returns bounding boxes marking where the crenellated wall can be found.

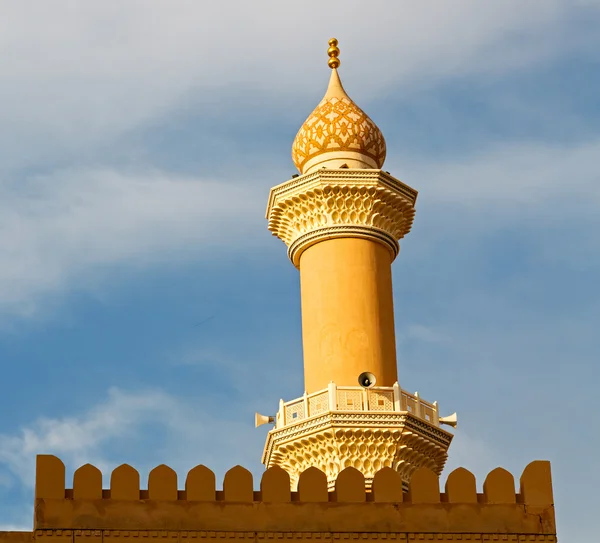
[19,455,556,542]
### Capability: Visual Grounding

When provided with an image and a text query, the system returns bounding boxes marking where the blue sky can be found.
[0,1,598,541]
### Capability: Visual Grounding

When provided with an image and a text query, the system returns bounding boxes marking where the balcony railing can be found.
[275,382,440,429]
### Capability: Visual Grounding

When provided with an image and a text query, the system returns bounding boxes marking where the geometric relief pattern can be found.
[337,389,363,411]
[267,421,450,491]
[267,182,416,261]
[285,401,306,423]
[292,96,386,173]
[308,392,329,416]
[421,404,435,423]
[367,390,394,411]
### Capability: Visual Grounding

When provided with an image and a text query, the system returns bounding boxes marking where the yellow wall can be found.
[10,455,556,542]
[299,238,398,393]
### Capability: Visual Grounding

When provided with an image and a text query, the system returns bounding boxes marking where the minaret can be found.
[261,39,455,490]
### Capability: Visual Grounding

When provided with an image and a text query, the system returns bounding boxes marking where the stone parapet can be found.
[273,383,441,429]
[30,456,555,540]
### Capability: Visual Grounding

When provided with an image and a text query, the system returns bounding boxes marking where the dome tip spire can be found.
[327,38,340,69]
[291,37,386,174]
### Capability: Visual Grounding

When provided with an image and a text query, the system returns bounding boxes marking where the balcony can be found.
[275,382,440,429]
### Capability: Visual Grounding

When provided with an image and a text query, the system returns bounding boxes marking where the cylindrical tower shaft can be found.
[299,238,398,393]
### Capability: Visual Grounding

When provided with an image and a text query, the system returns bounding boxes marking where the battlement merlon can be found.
[32,455,555,537]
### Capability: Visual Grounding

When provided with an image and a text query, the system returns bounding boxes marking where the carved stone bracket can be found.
[266,170,418,267]
[262,411,453,490]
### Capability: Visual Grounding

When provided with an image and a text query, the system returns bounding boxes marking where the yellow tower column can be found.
[300,236,398,393]
[268,39,416,393]
[262,39,453,491]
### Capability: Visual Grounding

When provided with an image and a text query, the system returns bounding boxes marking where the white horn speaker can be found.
[254,412,275,428]
[439,412,458,428]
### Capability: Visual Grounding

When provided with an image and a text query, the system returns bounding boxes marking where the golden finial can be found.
[327,38,340,69]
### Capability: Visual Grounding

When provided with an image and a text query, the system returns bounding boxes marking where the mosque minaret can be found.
[260,39,456,490]
[0,37,555,543]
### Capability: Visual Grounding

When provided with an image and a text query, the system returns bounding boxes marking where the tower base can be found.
[262,384,453,490]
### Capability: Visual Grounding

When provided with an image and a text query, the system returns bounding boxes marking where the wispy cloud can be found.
[0,386,266,492]
[0,387,175,487]
[1,136,598,323]
[396,139,600,213]
[0,4,597,540]
[0,168,265,320]
[0,2,596,323]
[0,1,597,171]
[400,324,447,344]
[387,138,600,271]
[443,431,502,488]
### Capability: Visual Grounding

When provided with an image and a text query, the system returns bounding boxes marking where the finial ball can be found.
[327,37,340,69]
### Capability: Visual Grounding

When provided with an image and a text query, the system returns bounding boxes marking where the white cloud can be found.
[0,386,268,529]
[0,388,175,487]
[0,167,266,320]
[1,136,598,322]
[400,324,447,344]
[0,1,596,321]
[0,386,265,492]
[394,139,600,213]
[388,138,600,262]
[443,431,502,488]
[0,1,597,170]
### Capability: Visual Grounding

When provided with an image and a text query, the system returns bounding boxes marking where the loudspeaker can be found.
[255,412,275,428]
[439,412,458,428]
[358,372,377,388]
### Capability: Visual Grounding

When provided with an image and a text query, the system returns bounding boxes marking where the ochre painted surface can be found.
[22,456,556,540]
[30,531,557,543]
[291,67,386,174]
[299,238,398,393]
[0,533,32,543]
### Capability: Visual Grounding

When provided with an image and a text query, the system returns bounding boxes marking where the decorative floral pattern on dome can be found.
[292,95,387,173]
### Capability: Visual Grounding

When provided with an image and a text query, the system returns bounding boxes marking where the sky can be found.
[0,0,598,540]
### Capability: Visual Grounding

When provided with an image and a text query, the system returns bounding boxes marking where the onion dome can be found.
[291,38,387,175]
